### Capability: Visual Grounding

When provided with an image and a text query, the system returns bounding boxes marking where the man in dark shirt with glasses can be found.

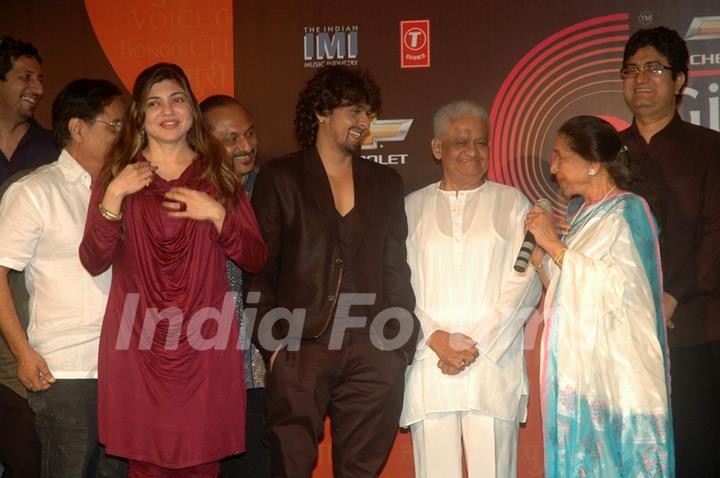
[620,26,720,477]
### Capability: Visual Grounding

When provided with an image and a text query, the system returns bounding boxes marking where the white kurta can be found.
[400,181,541,426]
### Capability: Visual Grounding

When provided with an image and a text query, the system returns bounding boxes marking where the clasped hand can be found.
[428,330,479,375]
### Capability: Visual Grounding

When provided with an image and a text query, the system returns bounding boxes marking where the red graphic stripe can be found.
[503,28,628,192]
[490,13,629,185]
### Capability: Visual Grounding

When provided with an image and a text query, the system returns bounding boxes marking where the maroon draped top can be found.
[79,156,267,468]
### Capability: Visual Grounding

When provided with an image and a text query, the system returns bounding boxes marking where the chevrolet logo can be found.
[686,16,720,41]
[362,119,413,149]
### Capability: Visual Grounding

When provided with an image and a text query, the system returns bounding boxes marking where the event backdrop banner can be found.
[2,0,718,476]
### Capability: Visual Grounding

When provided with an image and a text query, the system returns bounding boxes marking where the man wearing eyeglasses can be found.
[620,26,720,477]
[0,79,127,477]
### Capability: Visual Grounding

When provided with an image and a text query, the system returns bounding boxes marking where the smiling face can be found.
[623,46,685,124]
[432,115,489,190]
[0,55,43,122]
[142,79,193,146]
[550,134,595,199]
[205,103,258,176]
[316,102,373,155]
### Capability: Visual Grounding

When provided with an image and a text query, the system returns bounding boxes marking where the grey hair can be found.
[432,100,489,138]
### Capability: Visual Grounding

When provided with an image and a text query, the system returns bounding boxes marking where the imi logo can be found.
[304,25,359,68]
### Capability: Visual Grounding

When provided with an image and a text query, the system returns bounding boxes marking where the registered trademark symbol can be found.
[638,11,653,25]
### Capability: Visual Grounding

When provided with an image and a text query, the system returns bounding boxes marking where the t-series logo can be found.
[303,25,359,68]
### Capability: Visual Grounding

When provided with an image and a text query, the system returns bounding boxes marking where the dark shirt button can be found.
[335,257,343,265]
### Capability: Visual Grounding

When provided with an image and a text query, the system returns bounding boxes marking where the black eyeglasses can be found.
[620,63,673,78]
[96,119,123,133]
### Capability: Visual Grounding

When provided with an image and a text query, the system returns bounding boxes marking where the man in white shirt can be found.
[400,101,541,478]
[0,79,126,477]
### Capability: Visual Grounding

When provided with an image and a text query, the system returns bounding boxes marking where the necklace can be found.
[566,185,618,240]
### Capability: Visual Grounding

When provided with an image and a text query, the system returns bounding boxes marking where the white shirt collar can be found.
[58,149,92,187]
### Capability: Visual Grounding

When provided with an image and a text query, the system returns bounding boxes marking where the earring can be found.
[318,119,325,125]
[139,128,145,139]
[588,169,596,176]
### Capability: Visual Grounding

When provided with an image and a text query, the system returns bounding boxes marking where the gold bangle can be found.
[532,263,544,272]
[98,204,123,222]
[553,247,567,267]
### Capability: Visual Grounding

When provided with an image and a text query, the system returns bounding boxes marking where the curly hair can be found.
[0,36,41,81]
[623,27,689,102]
[294,65,381,149]
[103,63,240,209]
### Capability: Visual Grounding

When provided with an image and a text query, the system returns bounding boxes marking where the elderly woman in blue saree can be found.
[525,116,674,477]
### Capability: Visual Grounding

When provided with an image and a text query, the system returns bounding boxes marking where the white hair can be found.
[432,100,489,138]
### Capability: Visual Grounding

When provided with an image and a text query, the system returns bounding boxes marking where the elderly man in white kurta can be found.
[400,101,541,478]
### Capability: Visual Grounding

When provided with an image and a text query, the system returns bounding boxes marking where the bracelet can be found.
[98,204,123,222]
[553,247,568,267]
[532,262,544,272]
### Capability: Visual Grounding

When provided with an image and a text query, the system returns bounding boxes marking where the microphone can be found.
[514,198,552,273]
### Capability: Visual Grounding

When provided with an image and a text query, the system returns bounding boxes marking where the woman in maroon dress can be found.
[80,63,267,477]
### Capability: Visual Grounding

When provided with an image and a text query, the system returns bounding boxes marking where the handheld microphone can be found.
[513,198,552,273]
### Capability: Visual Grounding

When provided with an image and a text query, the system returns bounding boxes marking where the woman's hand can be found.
[163,187,226,233]
[530,246,546,269]
[525,205,565,258]
[556,216,571,237]
[103,162,157,214]
[108,162,156,198]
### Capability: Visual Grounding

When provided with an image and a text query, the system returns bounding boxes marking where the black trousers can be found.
[0,383,40,478]
[670,341,720,477]
[220,388,270,477]
[264,332,407,478]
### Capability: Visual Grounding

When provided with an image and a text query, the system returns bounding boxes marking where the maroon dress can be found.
[79,156,267,468]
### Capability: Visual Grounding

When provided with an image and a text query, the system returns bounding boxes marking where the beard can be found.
[341,140,361,155]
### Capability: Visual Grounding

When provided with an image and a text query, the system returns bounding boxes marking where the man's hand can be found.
[428,330,479,373]
[664,292,678,329]
[437,359,463,375]
[17,347,55,392]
